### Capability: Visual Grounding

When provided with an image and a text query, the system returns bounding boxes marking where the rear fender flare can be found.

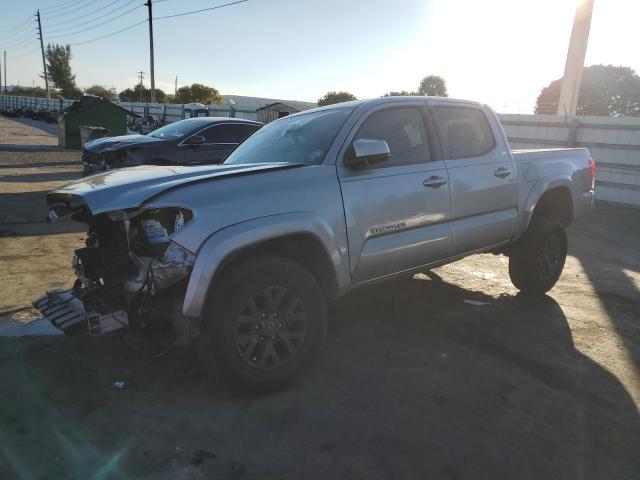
[519,175,572,238]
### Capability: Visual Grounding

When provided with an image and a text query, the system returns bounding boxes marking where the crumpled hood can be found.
[84,134,165,152]
[48,163,299,214]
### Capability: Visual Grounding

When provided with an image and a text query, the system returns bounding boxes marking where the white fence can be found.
[118,101,259,122]
[0,95,74,111]
[0,96,256,122]
[1,95,638,207]
[499,114,640,207]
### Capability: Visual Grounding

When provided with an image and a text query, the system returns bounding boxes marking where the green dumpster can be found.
[59,95,135,149]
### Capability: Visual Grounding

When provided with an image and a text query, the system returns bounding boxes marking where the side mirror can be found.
[185,134,205,146]
[345,139,390,168]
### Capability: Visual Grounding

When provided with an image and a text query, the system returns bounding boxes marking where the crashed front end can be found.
[81,147,138,176]
[34,197,196,338]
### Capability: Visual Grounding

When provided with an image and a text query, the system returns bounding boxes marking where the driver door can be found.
[337,103,453,284]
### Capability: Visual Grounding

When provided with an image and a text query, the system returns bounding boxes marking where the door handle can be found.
[494,167,512,178]
[423,176,447,188]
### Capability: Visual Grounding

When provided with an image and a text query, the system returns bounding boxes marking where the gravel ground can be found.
[0,115,639,480]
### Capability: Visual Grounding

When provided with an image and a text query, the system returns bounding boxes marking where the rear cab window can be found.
[432,106,496,159]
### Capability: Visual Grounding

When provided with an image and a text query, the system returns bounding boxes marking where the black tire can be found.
[509,218,568,295]
[199,256,327,392]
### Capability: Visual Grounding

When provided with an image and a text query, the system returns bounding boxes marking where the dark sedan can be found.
[81,117,262,175]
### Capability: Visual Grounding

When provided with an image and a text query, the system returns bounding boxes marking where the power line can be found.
[4,0,250,61]
[0,15,34,39]
[41,0,92,12]
[43,0,98,21]
[45,0,132,30]
[69,19,147,47]
[4,37,38,55]
[46,4,143,38]
[154,0,249,20]
[58,0,250,48]
[1,29,38,50]
[7,47,40,61]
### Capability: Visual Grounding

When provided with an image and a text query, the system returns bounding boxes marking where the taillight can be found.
[588,156,596,190]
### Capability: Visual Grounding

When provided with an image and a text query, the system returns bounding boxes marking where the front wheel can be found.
[509,218,568,295]
[199,256,327,392]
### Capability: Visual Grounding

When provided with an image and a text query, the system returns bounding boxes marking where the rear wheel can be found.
[509,218,567,295]
[199,256,327,392]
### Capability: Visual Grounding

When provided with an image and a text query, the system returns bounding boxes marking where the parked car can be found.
[38,96,595,391]
[81,117,263,175]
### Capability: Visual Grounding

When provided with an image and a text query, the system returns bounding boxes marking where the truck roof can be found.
[292,96,485,117]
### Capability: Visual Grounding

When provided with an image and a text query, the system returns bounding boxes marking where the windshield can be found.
[148,119,208,139]
[224,108,353,165]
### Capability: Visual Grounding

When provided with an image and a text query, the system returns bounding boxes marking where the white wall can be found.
[499,114,640,207]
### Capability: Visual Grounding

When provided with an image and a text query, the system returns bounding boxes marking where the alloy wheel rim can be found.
[234,286,307,370]
[536,232,563,282]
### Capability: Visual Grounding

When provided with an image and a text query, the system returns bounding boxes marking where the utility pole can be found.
[138,70,145,102]
[174,76,177,97]
[36,10,50,100]
[556,0,594,116]
[3,51,6,95]
[0,52,3,95]
[145,0,156,104]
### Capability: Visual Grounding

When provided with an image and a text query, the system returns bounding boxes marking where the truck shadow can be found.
[1,273,639,479]
[569,204,640,372]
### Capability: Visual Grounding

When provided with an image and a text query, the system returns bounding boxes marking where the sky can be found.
[0,0,637,113]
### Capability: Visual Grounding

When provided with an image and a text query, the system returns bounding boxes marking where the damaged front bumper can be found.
[33,289,129,335]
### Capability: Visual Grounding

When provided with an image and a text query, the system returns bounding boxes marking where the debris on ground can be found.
[463,299,492,307]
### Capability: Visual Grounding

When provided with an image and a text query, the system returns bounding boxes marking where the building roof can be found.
[220,95,316,112]
[65,94,139,117]
[256,100,317,112]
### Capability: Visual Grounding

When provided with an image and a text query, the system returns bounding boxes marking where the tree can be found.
[118,85,166,103]
[10,86,49,98]
[382,90,415,97]
[535,64,640,116]
[417,75,448,97]
[84,84,116,100]
[175,83,223,105]
[317,91,357,106]
[44,43,80,98]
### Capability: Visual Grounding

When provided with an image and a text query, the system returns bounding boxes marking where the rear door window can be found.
[236,124,261,142]
[433,107,496,158]
[201,123,261,144]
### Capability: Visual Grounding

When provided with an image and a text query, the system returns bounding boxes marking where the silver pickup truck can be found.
[37,96,595,390]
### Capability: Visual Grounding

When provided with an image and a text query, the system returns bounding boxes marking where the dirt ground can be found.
[0,115,639,479]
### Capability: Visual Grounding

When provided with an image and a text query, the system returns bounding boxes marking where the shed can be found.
[59,95,134,149]
[256,100,316,123]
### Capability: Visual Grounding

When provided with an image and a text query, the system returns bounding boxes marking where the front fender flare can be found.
[182,211,349,319]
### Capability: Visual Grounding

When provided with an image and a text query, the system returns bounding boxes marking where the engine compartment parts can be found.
[87,311,129,336]
[35,206,195,337]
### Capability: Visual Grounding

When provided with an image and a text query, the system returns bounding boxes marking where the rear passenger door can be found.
[431,105,517,254]
[338,103,453,283]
